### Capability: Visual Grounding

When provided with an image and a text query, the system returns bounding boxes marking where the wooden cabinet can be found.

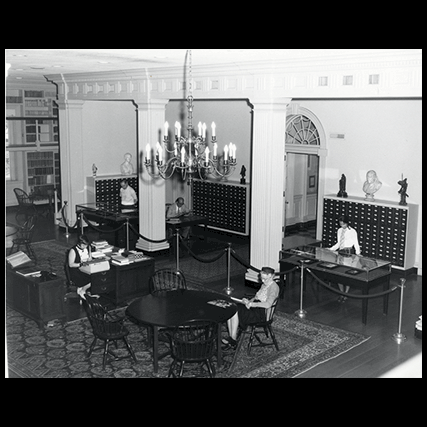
[90,258,155,305]
[6,270,66,328]
[86,174,138,206]
[322,195,418,270]
[192,179,250,235]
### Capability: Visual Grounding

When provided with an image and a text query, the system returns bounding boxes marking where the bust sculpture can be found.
[120,153,134,175]
[363,170,382,201]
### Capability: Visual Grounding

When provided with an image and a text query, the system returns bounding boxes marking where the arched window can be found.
[285,114,320,146]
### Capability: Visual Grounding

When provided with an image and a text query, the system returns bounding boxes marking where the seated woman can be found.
[68,234,93,299]
[224,266,279,349]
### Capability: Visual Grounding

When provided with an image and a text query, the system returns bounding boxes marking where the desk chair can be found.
[83,294,137,369]
[149,269,187,294]
[229,297,280,372]
[168,319,218,378]
[9,215,38,261]
[13,188,37,220]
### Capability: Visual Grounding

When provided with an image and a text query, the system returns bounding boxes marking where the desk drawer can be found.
[91,270,115,293]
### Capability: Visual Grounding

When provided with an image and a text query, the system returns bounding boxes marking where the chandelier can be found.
[144,50,237,183]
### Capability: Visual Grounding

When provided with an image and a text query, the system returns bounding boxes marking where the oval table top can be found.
[126,289,237,328]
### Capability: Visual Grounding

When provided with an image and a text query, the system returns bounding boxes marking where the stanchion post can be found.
[64,201,70,238]
[175,232,180,271]
[126,218,130,251]
[392,278,407,344]
[295,261,307,319]
[223,243,234,295]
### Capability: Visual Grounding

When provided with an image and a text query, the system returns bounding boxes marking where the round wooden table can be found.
[126,289,237,373]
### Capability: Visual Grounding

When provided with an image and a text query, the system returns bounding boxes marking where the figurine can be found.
[240,165,246,185]
[120,153,134,175]
[337,174,348,198]
[398,177,408,206]
[92,163,97,177]
[363,170,382,201]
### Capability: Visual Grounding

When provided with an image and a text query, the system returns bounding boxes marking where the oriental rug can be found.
[6,305,369,378]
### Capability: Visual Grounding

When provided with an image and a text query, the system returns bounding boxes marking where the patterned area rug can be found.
[6,305,369,378]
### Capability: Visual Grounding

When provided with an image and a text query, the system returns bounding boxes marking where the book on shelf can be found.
[6,251,33,269]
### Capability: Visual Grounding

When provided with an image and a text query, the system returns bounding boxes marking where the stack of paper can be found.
[110,254,130,265]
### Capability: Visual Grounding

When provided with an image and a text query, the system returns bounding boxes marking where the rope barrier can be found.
[128,223,170,244]
[60,202,79,230]
[230,248,299,277]
[84,216,126,234]
[179,235,228,263]
[306,268,398,299]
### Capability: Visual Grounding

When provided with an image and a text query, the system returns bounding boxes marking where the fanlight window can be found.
[285,115,320,145]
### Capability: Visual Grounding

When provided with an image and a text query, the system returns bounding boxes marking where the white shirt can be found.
[330,226,361,255]
[120,185,137,205]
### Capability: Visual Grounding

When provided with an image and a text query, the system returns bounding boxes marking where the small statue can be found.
[363,170,382,201]
[92,163,98,177]
[240,165,246,185]
[337,174,348,198]
[120,153,134,175]
[398,177,409,206]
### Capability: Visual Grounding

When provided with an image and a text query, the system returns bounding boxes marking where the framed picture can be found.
[309,175,315,188]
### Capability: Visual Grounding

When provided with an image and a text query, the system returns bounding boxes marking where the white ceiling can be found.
[5,49,421,83]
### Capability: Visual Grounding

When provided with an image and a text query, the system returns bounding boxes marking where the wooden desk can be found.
[85,257,155,305]
[126,290,237,373]
[76,203,139,249]
[166,214,208,237]
[279,245,391,324]
[6,269,66,328]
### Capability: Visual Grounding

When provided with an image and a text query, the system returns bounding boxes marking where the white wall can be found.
[164,99,252,203]
[296,98,422,271]
[81,101,137,183]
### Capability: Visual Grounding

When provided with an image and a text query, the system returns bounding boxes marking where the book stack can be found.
[110,254,130,266]
[16,266,42,277]
[92,240,114,253]
[415,315,422,339]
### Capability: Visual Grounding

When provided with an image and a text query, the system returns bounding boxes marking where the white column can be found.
[57,99,85,225]
[246,98,291,283]
[135,99,170,252]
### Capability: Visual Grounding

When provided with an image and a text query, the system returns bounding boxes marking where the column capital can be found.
[249,97,292,110]
[133,98,169,111]
[56,99,86,110]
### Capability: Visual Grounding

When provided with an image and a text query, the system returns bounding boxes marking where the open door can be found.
[284,153,319,235]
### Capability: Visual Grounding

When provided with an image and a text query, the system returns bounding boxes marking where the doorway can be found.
[284,152,319,238]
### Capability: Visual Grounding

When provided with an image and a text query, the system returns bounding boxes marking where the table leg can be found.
[383,276,390,315]
[153,325,159,373]
[362,285,369,325]
[217,324,222,368]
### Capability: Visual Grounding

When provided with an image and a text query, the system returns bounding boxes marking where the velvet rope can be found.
[128,223,170,244]
[230,248,299,277]
[60,203,79,230]
[306,268,398,299]
[179,235,228,263]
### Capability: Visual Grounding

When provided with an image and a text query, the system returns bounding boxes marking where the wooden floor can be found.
[6,207,423,378]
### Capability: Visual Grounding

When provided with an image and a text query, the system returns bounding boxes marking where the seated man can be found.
[166,197,191,239]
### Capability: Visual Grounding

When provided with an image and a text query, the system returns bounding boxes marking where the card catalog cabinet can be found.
[86,174,138,206]
[322,195,418,270]
[192,179,250,235]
